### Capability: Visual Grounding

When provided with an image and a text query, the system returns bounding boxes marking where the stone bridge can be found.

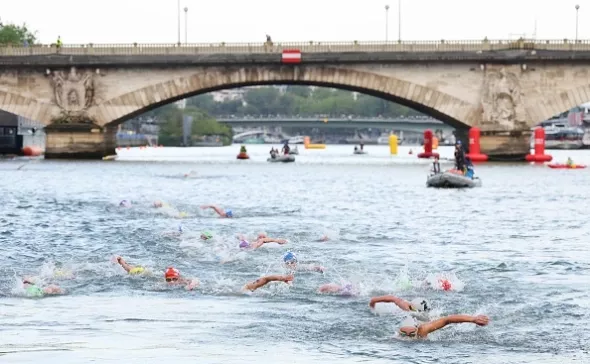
[1,39,590,159]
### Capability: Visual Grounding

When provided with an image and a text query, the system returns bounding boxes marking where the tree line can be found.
[0,19,37,45]
[186,86,425,118]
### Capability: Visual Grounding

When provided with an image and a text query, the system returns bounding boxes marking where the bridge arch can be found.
[530,83,590,125]
[96,66,476,130]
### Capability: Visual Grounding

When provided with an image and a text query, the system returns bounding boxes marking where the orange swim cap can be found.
[165,267,180,279]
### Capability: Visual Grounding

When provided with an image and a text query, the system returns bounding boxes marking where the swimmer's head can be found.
[399,317,419,338]
[225,210,233,218]
[153,201,163,208]
[119,200,131,207]
[178,224,183,233]
[200,231,213,240]
[283,252,297,265]
[409,298,430,312]
[165,267,180,282]
[239,240,250,249]
[257,232,267,239]
[456,140,462,146]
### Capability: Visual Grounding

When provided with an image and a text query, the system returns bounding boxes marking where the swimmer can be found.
[242,274,294,292]
[164,267,199,291]
[317,282,356,296]
[200,205,233,218]
[115,256,147,275]
[318,235,329,242]
[22,278,63,297]
[153,200,164,208]
[119,200,131,207]
[283,252,325,273]
[369,295,431,320]
[238,233,287,250]
[398,314,489,339]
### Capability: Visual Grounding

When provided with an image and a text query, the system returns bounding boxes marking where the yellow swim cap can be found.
[129,267,145,275]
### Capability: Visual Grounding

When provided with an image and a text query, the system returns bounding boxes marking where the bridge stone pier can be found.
[2,39,590,160]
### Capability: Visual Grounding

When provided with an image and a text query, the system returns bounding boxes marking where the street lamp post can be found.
[576,5,580,43]
[184,7,188,44]
[398,0,401,42]
[385,5,390,41]
[177,0,181,45]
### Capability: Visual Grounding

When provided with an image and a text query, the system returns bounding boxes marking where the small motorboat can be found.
[289,146,299,155]
[267,154,295,163]
[547,163,586,169]
[353,150,368,155]
[426,169,481,188]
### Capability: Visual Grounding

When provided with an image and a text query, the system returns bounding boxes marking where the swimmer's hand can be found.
[282,274,294,284]
[186,279,200,291]
[314,266,326,273]
[473,315,489,326]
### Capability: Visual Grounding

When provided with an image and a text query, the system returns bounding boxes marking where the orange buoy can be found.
[22,146,43,156]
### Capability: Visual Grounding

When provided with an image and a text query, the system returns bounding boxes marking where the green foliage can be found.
[0,21,37,45]
[157,106,232,146]
[185,86,424,118]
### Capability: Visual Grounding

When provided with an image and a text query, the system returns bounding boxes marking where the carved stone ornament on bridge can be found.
[51,67,95,123]
[480,67,526,129]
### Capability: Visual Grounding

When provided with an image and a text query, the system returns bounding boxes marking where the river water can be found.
[1,145,589,364]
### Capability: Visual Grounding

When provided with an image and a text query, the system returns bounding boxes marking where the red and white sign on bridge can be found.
[281,49,301,64]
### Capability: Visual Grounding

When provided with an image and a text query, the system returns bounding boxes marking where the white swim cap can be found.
[400,316,418,328]
[409,298,430,312]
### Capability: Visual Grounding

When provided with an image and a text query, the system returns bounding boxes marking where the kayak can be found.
[353,150,368,155]
[267,155,295,163]
[547,164,586,169]
[426,170,481,188]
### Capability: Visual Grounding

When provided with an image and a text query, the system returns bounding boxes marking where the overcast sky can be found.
[2,0,588,44]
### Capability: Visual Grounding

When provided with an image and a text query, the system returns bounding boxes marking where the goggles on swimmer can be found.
[166,277,179,282]
[399,328,418,338]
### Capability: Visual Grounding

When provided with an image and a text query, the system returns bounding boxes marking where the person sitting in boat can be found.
[270,148,278,159]
[566,157,574,167]
[281,142,290,155]
[354,145,359,152]
[454,140,466,173]
[240,145,248,154]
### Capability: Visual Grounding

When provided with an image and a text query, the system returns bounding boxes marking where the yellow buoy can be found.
[389,134,398,155]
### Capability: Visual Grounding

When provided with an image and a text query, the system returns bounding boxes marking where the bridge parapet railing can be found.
[2,40,590,56]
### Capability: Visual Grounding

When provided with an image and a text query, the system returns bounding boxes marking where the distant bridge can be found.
[217,116,453,132]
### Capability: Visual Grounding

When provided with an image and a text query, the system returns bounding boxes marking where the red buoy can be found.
[417,129,439,159]
[525,127,552,162]
[22,146,43,156]
[465,127,488,162]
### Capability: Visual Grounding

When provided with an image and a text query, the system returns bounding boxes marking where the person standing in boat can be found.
[432,156,441,173]
[281,142,291,155]
[454,140,466,173]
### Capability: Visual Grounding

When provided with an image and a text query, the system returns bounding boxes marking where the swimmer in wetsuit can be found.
[243,274,294,292]
[200,205,233,218]
[369,295,431,321]
[22,278,63,297]
[398,314,489,339]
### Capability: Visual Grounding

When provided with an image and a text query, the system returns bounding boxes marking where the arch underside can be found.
[530,84,590,125]
[98,66,475,130]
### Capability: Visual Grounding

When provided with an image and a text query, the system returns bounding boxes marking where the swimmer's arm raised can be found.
[369,295,411,310]
[116,256,132,273]
[417,315,489,338]
[244,274,293,292]
[200,205,225,216]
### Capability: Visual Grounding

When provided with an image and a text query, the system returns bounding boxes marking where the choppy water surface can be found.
[1,145,589,364]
